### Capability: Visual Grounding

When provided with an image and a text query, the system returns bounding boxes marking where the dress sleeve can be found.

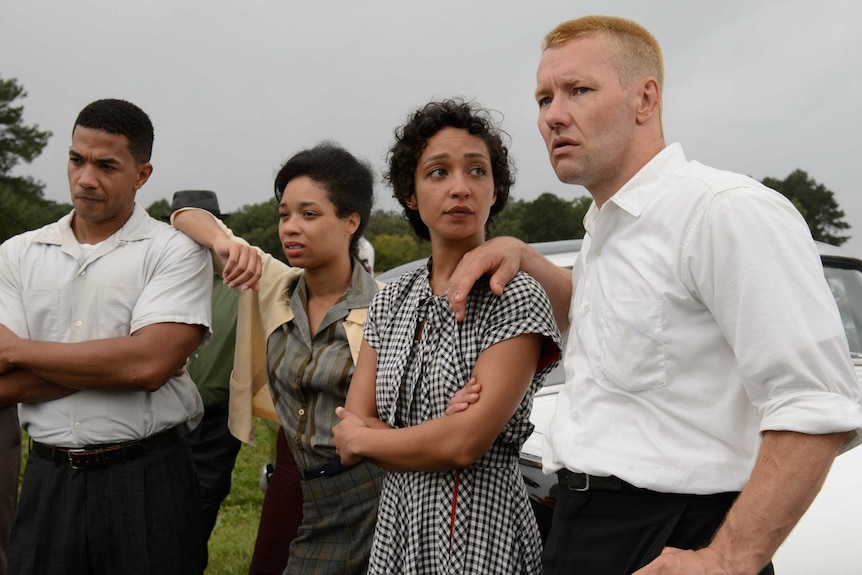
[364,284,390,351]
[475,272,562,381]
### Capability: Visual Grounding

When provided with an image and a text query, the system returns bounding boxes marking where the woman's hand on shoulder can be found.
[216,237,262,291]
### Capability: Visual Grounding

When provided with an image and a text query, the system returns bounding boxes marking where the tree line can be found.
[1,75,853,273]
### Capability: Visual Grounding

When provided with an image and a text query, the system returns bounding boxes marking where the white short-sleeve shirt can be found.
[0,204,212,446]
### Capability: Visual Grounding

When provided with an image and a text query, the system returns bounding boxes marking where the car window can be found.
[824,263,862,357]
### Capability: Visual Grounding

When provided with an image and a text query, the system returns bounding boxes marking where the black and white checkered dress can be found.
[364,260,561,574]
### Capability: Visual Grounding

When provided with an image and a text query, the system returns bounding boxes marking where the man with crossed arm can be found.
[0,98,213,575]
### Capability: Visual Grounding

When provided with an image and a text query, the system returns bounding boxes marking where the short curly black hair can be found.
[384,99,515,241]
[74,99,154,164]
[273,142,374,261]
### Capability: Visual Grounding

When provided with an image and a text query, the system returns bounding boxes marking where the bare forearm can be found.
[8,338,169,391]
[349,416,485,472]
[171,208,226,250]
[173,208,262,289]
[0,368,76,406]
[708,430,845,574]
[3,325,203,392]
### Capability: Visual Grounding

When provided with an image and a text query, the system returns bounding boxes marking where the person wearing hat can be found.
[169,190,242,574]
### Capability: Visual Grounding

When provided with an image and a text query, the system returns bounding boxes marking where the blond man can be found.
[448,16,861,575]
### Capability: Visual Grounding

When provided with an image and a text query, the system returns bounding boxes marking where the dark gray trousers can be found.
[544,478,775,575]
[0,406,20,575]
[9,434,201,575]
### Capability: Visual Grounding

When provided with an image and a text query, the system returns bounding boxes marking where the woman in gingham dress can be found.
[333,100,561,574]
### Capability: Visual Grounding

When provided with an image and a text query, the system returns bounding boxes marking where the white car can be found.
[380,239,862,571]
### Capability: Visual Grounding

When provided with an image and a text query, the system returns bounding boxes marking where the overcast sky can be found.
[2,0,861,569]
[4,0,861,253]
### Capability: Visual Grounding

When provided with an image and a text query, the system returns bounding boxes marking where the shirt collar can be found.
[344,259,379,309]
[606,142,687,217]
[32,203,157,247]
[290,258,380,311]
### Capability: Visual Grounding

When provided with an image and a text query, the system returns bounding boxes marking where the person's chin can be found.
[551,162,581,185]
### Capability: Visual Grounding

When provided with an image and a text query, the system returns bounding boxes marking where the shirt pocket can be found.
[98,286,142,338]
[598,298,666,392]
[21,289,60,341]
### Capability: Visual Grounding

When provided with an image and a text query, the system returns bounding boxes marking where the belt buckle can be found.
[67,448,89,470]
[573,473,590,492]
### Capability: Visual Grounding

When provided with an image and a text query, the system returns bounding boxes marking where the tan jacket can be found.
[230,277,368,445]
[171,208,370,446]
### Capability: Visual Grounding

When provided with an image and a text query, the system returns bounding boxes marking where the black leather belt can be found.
[558,468,646,493]
[30,427,179,470]
[300,459,355,481]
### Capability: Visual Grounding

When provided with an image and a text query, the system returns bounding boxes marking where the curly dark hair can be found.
[74,99,154,164]
[273,141,374,261]
[384,99,515,241]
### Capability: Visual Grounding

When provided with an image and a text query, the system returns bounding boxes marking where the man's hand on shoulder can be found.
[447,237,526,321]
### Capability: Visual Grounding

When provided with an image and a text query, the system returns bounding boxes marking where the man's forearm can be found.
[0,368,76,406]
[708,430,845,574]
[1,323,204,393]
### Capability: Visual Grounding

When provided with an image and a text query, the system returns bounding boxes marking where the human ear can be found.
[344,212,360,235]
[134,162,154,191]
[635,77,661,125]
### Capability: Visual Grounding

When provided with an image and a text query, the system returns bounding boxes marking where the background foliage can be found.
[764,169,851,245]
[0,76,69,242]
[1,72,854,267]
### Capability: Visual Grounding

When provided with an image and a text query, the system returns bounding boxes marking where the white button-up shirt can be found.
[0,204,212,447]
[544,143,862,494]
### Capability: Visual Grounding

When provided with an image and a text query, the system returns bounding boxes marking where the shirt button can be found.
[595,248,601,256]
[298,408,305,416]
[74,421,82,429]
[583,304,590,314]
[79,270,86,276]
[75,320,83,327]
[571,410,580,421]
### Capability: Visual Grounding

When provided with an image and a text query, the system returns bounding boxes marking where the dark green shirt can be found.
[187,276,239,407]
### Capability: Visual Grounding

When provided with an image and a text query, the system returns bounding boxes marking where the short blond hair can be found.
[542,15,664,90]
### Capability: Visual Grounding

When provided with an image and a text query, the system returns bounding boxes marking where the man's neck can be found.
[71,212,132,244]
[591,139,666,208]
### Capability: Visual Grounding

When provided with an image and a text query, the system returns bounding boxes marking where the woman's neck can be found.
[304,257,354,299]
[427,237,484,295]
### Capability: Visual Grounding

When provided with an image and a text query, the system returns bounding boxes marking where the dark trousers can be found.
[543,477,775,575]
[249,426,303,575]
[8,435,202,575]
[188,403,241,573]
[0,406,20,575]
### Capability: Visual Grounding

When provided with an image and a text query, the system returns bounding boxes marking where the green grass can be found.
[19,422,278,575]
[206,422,277,574]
